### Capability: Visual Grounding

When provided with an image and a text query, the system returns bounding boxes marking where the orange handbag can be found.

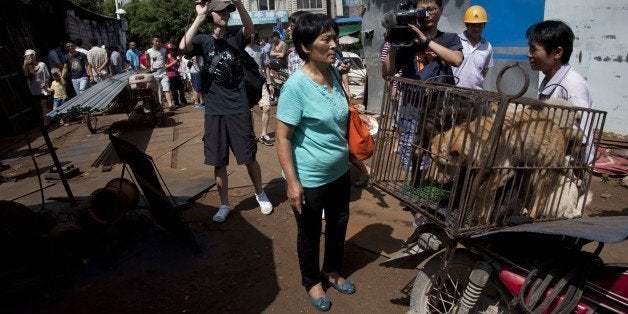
[332,69,375,161]
[347,102,375,160]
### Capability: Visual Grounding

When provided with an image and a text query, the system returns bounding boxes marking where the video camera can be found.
[382,0,427,47]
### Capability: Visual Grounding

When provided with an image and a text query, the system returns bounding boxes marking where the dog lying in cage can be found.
[427,98,587,224]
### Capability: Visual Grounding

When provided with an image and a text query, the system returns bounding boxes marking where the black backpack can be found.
[227,37,266,107]
[203,33,266,107]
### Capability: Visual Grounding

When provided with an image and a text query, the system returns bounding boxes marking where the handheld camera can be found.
[382,0,427,47]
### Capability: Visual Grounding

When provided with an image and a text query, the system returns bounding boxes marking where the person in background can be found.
[165,43,186,106]
[260,36,272,99]
[286,11,311,76]
[275,13,356,312]
[74,38,89,56]
[452,5,494,89]
[179,54,193,94]
[48,68,67,111]
[245,36,274,146]
[527,20,595,164]
[109,45,125,75]
[126,41,142,71]
[189,55,204,109]
[22,49,51,127]
[179,0,274,222]
[147,35,176,111]
[87,39,110,83]
[139,44,149,69]
[62,40,91,95]
[47,67,69,125]
[47,40,64,71]
[267,31,287,101]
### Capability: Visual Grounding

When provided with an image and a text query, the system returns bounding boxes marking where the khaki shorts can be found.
[259,86,270,107]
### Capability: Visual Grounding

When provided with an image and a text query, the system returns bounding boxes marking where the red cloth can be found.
[593,147,628,175]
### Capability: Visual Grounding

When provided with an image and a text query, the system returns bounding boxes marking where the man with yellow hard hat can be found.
[452,5,494,89]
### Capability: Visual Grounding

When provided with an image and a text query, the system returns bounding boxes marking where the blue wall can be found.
[472,0,545,59]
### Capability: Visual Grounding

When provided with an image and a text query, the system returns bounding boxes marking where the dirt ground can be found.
[0,173,626,314]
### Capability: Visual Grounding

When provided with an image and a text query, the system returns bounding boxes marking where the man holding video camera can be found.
[381,0,462,172]
[382,0,462,81]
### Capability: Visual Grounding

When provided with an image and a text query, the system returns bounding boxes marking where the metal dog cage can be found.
[370,73,606,237]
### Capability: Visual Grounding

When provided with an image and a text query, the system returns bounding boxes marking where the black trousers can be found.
[293,171,350,290]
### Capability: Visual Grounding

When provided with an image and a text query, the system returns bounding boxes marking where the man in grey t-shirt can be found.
[146,35,175,110]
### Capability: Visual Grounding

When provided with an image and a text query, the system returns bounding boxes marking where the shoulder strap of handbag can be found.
[329,66,350,105]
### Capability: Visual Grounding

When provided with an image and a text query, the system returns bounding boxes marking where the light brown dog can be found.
[429,103,570,224]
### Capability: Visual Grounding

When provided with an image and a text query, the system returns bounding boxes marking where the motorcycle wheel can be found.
[85,111,98,134]
[409,250,513,314]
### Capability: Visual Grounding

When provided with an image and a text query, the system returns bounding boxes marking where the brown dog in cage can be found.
[428,100,583,224]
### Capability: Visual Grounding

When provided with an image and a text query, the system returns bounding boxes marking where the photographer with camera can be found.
[381,0,462,172]
[179,0,273,223]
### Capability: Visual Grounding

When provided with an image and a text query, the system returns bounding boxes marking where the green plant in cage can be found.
[399,181,451,207]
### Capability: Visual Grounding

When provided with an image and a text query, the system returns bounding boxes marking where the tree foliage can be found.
[72,0,209,49]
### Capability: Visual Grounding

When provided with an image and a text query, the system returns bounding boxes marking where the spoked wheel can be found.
[85,111,98,134]
[409,250,513,314]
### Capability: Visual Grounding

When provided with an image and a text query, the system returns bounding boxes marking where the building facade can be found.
[231,0,362,40]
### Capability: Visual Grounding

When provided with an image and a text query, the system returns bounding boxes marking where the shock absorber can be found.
[456,260,492,314]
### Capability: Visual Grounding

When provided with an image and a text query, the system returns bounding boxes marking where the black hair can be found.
[526,20,574,64]
[271,31,280,38]
[289,11,311,25]
[293,14,336,61]
[89,38,99,47]
[416,0,442,8]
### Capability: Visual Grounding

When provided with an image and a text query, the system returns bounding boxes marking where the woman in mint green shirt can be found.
[275,14,355,312]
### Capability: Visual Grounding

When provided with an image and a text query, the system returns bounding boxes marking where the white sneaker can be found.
[256,191,273,215]
[213,205,230,222]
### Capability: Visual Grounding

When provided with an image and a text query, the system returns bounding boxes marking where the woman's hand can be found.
[287,180,305,214]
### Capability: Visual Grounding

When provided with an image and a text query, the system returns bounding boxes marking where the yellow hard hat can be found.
[464,5,488,23]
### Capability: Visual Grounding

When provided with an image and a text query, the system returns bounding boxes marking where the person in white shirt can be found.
[452,5,493,90]
[22,49,51,126]
[146,35,176,110]
[527,20,595,165]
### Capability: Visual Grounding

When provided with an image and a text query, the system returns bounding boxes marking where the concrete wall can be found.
[545,0,628,135]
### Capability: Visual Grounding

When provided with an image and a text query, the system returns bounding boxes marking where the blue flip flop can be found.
[309,295,331,311]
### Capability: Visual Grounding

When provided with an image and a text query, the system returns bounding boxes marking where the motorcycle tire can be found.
[85,111,98,134]
[409,250,513,314]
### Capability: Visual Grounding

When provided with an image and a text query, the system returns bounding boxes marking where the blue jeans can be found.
[71,77,89,95]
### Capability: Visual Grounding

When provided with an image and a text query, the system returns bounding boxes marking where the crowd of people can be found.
[21,34,208,126]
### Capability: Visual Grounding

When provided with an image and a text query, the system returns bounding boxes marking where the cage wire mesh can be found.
[371,77,606,237]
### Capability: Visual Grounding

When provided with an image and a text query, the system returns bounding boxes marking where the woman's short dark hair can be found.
[293,14,336,61]
[289,11,311,25]
[526,20,574,64]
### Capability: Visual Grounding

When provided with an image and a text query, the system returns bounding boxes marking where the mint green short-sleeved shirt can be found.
[276,68,349,188]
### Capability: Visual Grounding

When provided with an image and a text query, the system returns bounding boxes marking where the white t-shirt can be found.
[26,62,50,96]
[146,47,167,70]
[452,31,493,90]
[538,64,595,164]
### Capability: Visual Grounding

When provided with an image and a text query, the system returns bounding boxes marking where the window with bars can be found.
[297,0,322,9]
[250,0,287,10]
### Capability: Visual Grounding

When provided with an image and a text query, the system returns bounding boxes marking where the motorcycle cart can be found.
[46,71,162,134]
[370,63,624,313]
